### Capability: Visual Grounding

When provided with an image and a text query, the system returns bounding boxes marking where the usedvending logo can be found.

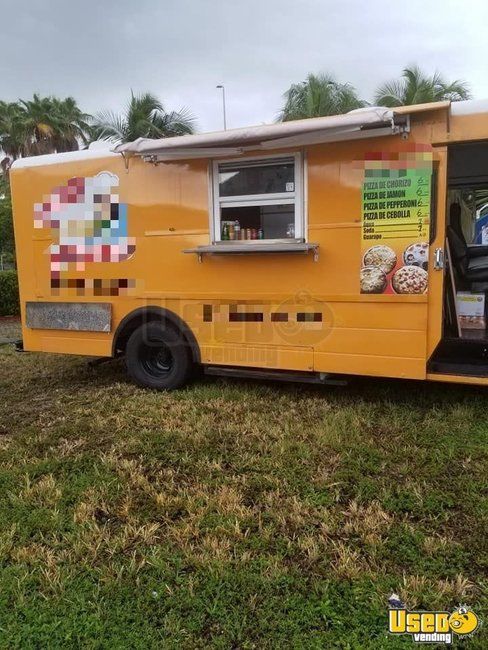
[388,595,480,644]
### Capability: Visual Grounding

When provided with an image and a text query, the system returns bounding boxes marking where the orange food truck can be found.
[10,99,488,389]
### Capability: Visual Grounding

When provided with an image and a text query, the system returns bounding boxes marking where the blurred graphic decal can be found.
[34,172,136,295]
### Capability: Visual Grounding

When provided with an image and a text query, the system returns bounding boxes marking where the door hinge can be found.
[434,247,444,270]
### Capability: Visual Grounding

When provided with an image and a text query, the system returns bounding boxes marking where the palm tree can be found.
[0,95,92,168]
[18,94,58,156]
[50,97,92,152]
[91,92,196,144]
[0,101,25,167]
[278,73,366,121]
[374,66,471,107]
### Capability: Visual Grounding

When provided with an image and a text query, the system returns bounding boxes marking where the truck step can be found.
[429,360,488,377]
[203,366,347,385]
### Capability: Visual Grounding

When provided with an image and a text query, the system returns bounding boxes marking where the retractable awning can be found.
[115,107,404,161]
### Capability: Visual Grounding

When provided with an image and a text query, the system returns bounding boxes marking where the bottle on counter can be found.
[234,220,241,240]
[251,228,257,240]
[258,228,264,240]
[228,223,235,240]
[222,222,229,240]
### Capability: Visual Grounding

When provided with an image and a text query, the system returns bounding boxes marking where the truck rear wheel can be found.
[125,322,192,390]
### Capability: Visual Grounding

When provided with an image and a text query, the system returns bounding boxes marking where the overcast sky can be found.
[2,0,488,133]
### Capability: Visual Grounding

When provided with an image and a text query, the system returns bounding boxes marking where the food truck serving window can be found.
[212,154,304,243]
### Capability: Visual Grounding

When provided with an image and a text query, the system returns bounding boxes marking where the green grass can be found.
[0,319,487,648]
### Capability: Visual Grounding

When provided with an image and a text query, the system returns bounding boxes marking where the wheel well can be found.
[112,307,201,363]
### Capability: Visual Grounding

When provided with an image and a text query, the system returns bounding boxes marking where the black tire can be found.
[125,321,192,390]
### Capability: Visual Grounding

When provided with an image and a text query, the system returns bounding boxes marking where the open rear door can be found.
[428,141,488,381]
[427,147,448,362]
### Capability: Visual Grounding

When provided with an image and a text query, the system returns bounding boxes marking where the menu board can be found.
[360,147,433,295]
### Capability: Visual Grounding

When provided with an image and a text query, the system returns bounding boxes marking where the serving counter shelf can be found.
[184,242,320,262]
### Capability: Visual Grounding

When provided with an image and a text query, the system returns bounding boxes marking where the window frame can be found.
[210,152,305,244]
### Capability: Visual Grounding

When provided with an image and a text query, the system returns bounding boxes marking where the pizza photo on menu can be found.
[403,242,429,270]
[392,265,429,294]
[360,266,388,294]
[362,245,397,274]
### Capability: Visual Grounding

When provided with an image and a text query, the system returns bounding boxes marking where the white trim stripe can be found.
[10,148,118,170]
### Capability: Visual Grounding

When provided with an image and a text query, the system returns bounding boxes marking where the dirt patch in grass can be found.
[0,320,487,648]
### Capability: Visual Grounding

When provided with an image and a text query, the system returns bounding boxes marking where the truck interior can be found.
[429,141,488,376]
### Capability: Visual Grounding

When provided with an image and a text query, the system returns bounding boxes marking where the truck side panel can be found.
[11,127,442,379]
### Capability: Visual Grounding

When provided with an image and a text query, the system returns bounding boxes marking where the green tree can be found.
[18,94,92,156]
[278,73,366,121]
[0,94,90,266]
[374,66,471,107]
[0,95,92,169]
[92,91,196,144]
[0,174,14,265]
[0,101,24,167]
[49,96,92,152]
[17,94,58,156]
